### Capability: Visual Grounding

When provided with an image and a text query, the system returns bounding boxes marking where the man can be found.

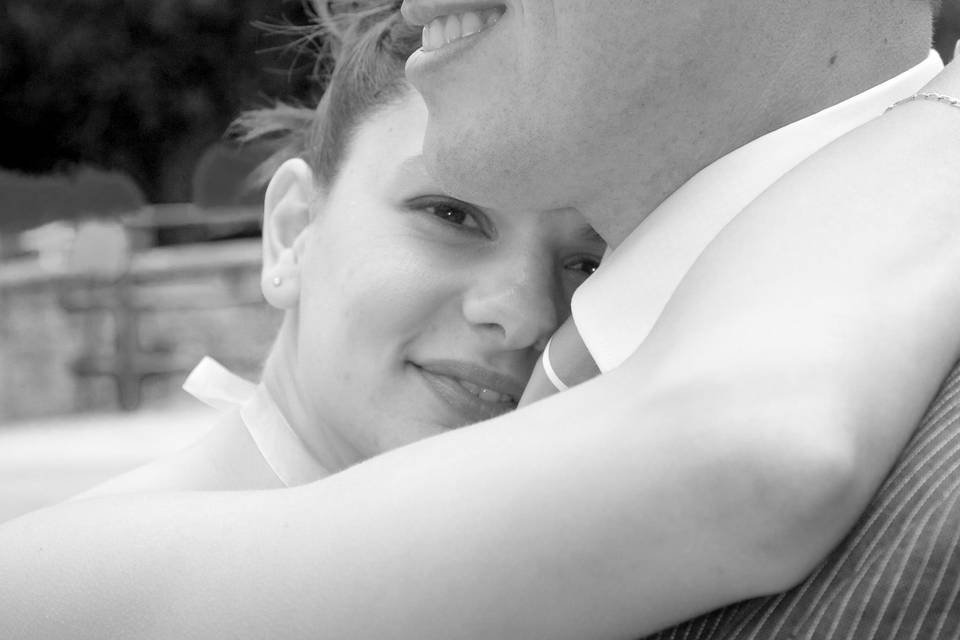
[2,2,960,638]
[403,1,960,637]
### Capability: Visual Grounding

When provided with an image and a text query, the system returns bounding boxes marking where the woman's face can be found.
[290,90,604,464]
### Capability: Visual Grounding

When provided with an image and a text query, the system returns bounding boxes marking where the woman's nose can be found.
[461,258,561,352]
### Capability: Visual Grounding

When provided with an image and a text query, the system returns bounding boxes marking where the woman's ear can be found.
[261,159,322,310]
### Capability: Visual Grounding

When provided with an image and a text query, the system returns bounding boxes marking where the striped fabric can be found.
[646,360,960,640]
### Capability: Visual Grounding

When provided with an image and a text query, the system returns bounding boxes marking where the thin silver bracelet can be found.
[886,92,960,113]
[541,337,569,392]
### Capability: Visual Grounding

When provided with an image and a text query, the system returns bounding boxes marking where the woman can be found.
[2,3,960,639]
[75,2,603,496]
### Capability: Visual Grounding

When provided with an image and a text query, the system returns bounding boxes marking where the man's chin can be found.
[417,91,575,214]
[420,123,500,206]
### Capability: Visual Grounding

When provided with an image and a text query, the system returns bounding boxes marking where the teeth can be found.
[443,14,461,43]
[461,11,482,37]
[455,379,515,404]
[427,19,446,50]
[459,379,483,395]
[420,7,504,52]
[478,388,511,404]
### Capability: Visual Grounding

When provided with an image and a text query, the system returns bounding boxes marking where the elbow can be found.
[728,408,865,595]
[635,339,894,597]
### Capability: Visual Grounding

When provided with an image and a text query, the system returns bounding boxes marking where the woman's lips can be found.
[414,360,524,425]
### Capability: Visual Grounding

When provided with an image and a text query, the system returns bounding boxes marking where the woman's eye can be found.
[406,196,488,233]
[427,204,481,229]
[566,257,601,277]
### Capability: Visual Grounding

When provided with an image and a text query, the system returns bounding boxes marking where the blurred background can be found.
[0,0,326,520]
[0,1,958,522]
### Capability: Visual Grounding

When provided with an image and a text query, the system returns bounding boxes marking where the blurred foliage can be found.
[935,0,960,62]
[0,168,146,234]
[0,0,322,203]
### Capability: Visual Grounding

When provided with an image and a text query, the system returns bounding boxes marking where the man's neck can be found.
[582,28,932,248]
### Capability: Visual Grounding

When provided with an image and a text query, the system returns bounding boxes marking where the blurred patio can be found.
[0,399,215,523]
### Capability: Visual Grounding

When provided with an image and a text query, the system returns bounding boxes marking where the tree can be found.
[0,0,320,203]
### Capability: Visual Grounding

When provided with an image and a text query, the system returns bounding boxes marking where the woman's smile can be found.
[413,359,525,424]
[280,90,602,465]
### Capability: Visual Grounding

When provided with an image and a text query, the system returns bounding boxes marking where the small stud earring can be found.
[272,276,282,287]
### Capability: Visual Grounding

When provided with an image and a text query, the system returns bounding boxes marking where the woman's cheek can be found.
[348,250,452,330]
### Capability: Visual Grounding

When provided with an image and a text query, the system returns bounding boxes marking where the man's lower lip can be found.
[416,366,514,425]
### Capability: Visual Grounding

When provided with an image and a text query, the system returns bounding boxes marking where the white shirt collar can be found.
[572,51,943,371]
[182,357,329,486]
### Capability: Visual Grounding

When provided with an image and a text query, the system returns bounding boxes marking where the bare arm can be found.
[2,63,960,640]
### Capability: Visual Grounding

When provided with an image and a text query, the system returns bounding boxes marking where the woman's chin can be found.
[372,420,453,456]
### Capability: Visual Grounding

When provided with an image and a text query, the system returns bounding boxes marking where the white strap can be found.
[541,338,569,392]
[182,356,257,411]
[183,357,328,487]
[239,386,329,487]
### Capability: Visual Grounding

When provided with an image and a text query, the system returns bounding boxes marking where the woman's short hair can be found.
[233,0,421,188]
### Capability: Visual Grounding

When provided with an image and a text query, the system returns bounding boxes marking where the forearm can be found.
[0,372,814,640]
[0,345,896,639]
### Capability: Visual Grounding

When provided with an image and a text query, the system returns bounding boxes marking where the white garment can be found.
[182,357,328,487]
[571,52,944,372]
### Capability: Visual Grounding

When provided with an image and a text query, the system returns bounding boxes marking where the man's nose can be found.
[461,257,561,352]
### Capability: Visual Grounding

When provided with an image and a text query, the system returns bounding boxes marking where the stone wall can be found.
[0,239,281,423]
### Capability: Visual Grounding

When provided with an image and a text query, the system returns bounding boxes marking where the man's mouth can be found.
[419,7,505,52]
